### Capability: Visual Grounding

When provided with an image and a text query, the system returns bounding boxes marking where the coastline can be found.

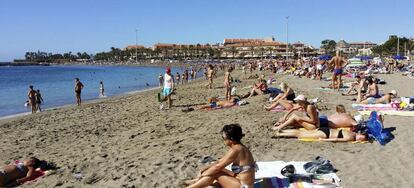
[0,85,162,121]
[1,69,413,187]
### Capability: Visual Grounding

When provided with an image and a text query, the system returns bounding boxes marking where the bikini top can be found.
[16,162,27,173]
[231,163,258,174]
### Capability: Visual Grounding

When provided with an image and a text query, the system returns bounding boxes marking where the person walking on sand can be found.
[27,85,37,113]
[74,78,84,106]
[161,67,174,109]
[35,89,43,112]
[329,51,348,91]
[99,81,105,97]
[206,64,214,89]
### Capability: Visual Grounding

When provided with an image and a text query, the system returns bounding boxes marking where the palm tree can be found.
[266,47,273,58]
[230,46,238,58]
[249,46,255,58]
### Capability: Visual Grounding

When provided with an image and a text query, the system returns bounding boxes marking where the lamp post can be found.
[286,16,289,61]
[135,29,138,63]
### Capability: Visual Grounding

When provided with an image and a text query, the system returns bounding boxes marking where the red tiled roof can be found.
[125,45,145,49]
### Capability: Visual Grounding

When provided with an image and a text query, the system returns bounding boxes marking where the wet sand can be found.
[1,70,413,187]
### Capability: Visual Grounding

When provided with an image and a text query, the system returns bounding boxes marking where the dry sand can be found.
[1,69,414,188]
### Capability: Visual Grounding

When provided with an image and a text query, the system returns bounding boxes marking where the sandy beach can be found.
[1,69,414,187]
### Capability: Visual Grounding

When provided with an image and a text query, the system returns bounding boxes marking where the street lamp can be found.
[286,16,289,61]
[135,29,138,63]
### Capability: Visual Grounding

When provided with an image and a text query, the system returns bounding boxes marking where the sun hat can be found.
[294,94,307,102]
[390,90,397,96]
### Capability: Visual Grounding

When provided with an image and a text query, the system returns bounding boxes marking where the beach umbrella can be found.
[318,54,332,61]
[359,55,373,61]
[392,55,406,60]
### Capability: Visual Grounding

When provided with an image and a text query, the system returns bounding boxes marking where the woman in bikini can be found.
[244,78,268,98]
[264,82,296,111]
[0,157,55,186]
[360,90,397,105]
[272,95,319,131]
[273,128,367,142]
[185,124,256,188]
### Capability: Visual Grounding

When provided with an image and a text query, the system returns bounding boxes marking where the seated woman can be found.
[185,124,256,188]
[360,77,380,100]
[264,82,296,111]
[359,90,397,104]
[341,75,365,96]
[328,105,357,128]
[242,78,268,98]
[0,157,56,186]
[199,97,240,109]
[273,128,367,142]
[271,95,320,131]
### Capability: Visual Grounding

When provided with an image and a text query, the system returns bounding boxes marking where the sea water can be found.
[0,65,184,117]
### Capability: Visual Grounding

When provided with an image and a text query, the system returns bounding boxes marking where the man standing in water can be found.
[27,85,37,113]
[75,78,84,105]
[329,51,348,91]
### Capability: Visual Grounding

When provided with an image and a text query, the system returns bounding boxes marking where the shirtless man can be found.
[329,51,348,91]
[206,64,214,89]
[27,85,37,113]
[224,67,233,100]
[74,78,84,106]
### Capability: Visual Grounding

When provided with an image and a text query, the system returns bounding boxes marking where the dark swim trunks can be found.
[319,127,330,138]
[333,68,343,75]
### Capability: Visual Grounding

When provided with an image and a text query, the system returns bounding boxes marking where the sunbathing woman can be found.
[243,78,268,98]
[272,95,319,131]
[328,105,357,128]
[341,75,364,96]
[0,157,55,186]
[273,128,367,142]
[264,82,296,111]
[359,90,397,104]
[362,77,379,99]
[185,124,256,188]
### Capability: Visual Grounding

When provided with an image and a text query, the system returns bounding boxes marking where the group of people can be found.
[26,85,43,113]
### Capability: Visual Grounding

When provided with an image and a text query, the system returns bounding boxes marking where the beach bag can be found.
[366,111,393,145]
[303,156,336,174]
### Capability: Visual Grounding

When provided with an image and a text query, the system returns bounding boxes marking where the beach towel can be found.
[358,110,414,117]
[315,87,347,92]
[270,105,287,112]
[296,128,367,143]
[351,103,396,111]
[240,161,341,188]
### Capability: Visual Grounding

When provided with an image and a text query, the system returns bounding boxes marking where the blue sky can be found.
[0,0,413,61]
